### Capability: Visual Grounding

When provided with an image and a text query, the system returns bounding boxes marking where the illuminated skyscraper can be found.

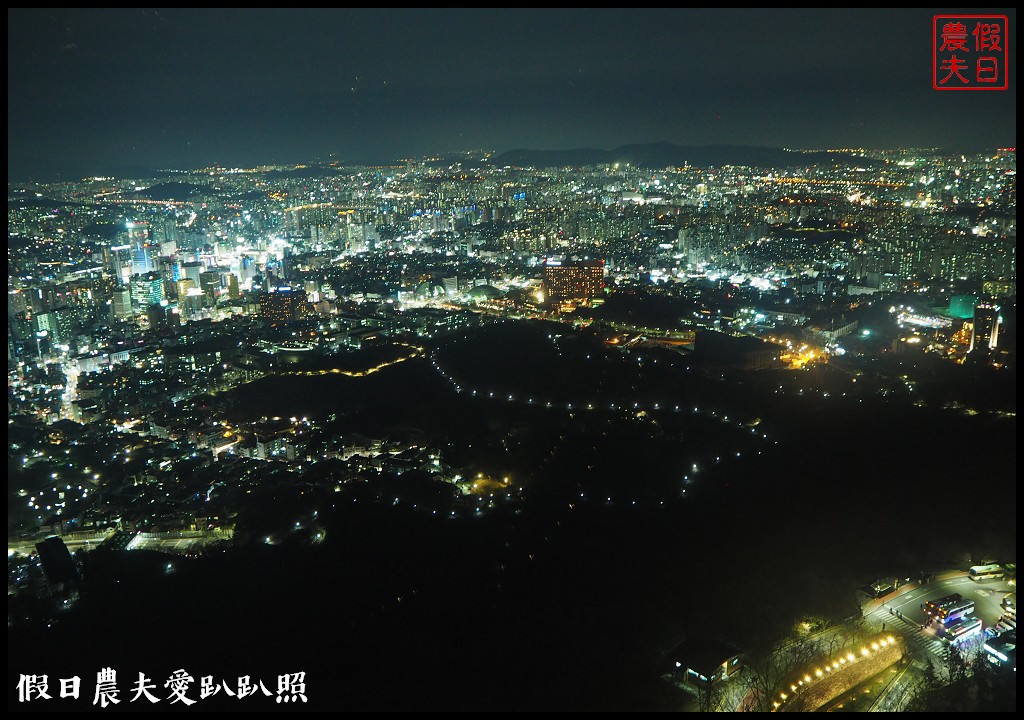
[34,308,77,344]
[146,301,179,331]
[127,221,150,243]
[182,261,204,287]
[106,244,133,284]
[131,272,165,310]
[223,272,240,300]
[542,259,604,304]
[200,272,221,303]
[110,287,133,320]
[969,303,1001,353]
[258,288,308,326]
[127,221,155,274]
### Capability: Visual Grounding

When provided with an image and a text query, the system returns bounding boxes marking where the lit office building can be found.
[542,259,605,304]
[258,288,308,326]
[970,303,1001,353]
[131,272,165,310]
[111,287,133,320]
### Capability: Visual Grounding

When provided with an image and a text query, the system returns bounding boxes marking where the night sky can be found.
[8,8,1017,180]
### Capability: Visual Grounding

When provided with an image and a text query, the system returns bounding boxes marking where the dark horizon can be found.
[4,140,1016,185]
[8,9,1016,181]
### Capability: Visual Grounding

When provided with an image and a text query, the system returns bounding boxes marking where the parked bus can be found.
[942,617,983,644]
[937,600,976,625]
[969,564,1005,581]
[923,593,963,616]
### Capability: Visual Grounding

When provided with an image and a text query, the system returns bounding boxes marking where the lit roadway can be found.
[865,575,1013,647]
[859,573,1014,712]
[127,536,223,553]
[7,530,232,557]
[60,359,79,421]
[279,342,424,377]
[8,530,113,557]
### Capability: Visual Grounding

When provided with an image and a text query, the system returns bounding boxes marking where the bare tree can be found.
[896,674,933,712]
[695,676,725,713]
[944,644,968,686]
[742,637,820,712]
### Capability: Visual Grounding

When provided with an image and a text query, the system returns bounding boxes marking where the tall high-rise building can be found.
[127,221,155,274]
[131,244,155,275]
[179,288,205,318]
[239,256,256,283]
[258,288,308,326]
[146,301,179,331]
[8,289,28,318]
[104,244,133,284]
[200,272,221,303]
[127,221,150,245]
[181,261,204,287]
[34,308,77,345]
[157,257,181,283]
[153,219,179,256]
[131,272,165,310]
[542,259,605,304]
[222,272,240,300]
[111,287,133,320]
[175,278,196,298]
[970,303,1001,353]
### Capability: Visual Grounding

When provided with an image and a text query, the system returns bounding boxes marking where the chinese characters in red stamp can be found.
[934,15,1009,90]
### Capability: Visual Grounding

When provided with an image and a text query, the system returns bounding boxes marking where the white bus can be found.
[942,617,983,644]
[923,593,963,617]
[937,600,976,625]
[968,564,1005,581]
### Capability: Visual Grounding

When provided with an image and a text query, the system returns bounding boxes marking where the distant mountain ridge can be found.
[137,182,218,200]
[493,142,863,169]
